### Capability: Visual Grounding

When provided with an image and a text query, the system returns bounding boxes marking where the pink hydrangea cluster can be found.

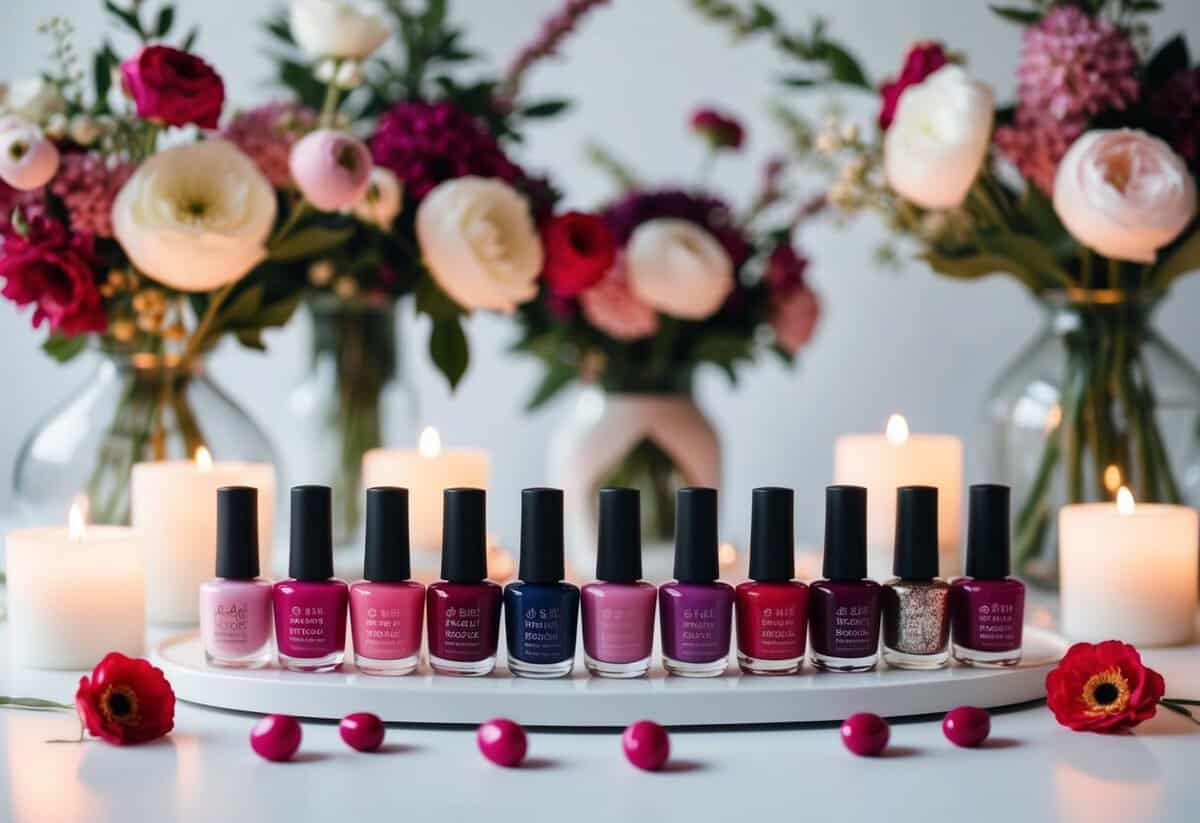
[49,152,134,238]
[579,258,658,341]
[994,108,1085,194]
[223,102,316,187]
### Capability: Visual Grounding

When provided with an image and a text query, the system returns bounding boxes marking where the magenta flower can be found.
[0,215,106,335]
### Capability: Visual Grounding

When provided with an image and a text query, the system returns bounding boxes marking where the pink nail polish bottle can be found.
[273,485,349,672]
[199,486,273,668]
[350,487,424,676]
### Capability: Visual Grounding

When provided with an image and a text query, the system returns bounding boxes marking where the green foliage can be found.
[429,316,469,389]
[42,333,88,363]
[268,224,357,262]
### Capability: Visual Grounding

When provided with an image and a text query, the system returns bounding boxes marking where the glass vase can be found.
[983,290,1200,584]
[14,349,277,526]
[286,296,417,547]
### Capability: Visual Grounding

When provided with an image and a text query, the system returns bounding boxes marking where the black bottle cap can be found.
[288,485,333,581]
[894,485,940,580]
[596,487,642,582]
[966,483,1011,579]
[363,486,411,582]
[519,487,565,583]
[215,486,259,579]
[440,487,487,582]
[823,485,867,581]
[749,487,795,582]
[673,487,719,583]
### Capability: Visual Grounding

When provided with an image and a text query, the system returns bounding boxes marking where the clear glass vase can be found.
[286,296,417,547]
[983,290,1200,585]
[14,348,277,526]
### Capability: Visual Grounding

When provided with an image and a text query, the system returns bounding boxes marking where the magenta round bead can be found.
[840,712,889,756]
[340,712,385,752]
[943,706,990,748]
[622,720,670,771]
[250,714,302,762]
[477,718,527,767]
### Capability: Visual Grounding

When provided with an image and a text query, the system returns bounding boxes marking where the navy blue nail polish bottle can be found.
[504,488,580,678]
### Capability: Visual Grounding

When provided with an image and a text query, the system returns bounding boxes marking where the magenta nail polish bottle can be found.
[952,484,1025,667]
[273,485,348,672]
[809,485,882,672]
[659,487,733,677]
[426,488,501,676]
[350,487,424,676]
[581,487,656,678]
[199,486,273,668]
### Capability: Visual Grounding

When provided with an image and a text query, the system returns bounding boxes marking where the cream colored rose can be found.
[112,140,277,292]
[1053,129,1197,263]
[416,176,543,313]
[289,0,391,60]
[884,65,994,210]
[625,218,733,320]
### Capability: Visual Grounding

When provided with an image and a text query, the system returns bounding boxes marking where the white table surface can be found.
[2,619,1200,823]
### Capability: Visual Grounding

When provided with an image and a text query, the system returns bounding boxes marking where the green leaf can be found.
[154,6,175,37]
[521,99,570,118]
[780,75,816,87]
[42,333,87,363]
[267,225,356,262]
[922,249,1019,282]
[256,292,303,329]
[415,276,464,321]
[1151,226,1200,293]
[235,328,266,351]
[429,316,469,389]
[103,1,145,37]
[525,362,576,411]
[691,333,752,383]
[972,231,1074,290]
[818,42,869,88]
[180,26,198,51]
[988,5,1042,24]
[92,43,116,109]
[218,285,264,328]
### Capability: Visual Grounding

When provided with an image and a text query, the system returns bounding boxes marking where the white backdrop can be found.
[2,0,1199,548]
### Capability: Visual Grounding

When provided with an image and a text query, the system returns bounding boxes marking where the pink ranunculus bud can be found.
[289,129,373,212]
[0,120,59,191]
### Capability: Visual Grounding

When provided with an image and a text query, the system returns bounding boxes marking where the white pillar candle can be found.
[131,448,275,626]
[833,414,964,579]
[1060,488,1198,646]
[7,503,145,669]
[362,427,489,553]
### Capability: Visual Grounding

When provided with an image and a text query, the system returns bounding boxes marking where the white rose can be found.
[0,77,65,124]
[351,166,403,228]
[1053,129,1197,264]
[416,176,543,313]
[625,218,734,320]
[112,140,277,292]
[884,65,994,210]
[289,0,391,60]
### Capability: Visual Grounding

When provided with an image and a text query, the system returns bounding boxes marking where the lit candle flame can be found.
[1117,486,1135,515]
[718,542,738,569]
[68,499,87,542]
[418,426,442,458]
[885,413,909,446]
[1103,464,1122,494]
[194,445,213,472]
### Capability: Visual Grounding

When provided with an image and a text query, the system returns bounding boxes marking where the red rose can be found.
[1045,640,1165,733]
[878,42,948,129]
[0,215,106,335]
[75,652,176,745]
[121,46,225,129]
[690,107,745,150]
[542,211,618,298]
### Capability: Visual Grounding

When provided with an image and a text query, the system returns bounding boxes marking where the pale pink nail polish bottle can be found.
[199,486,273,669]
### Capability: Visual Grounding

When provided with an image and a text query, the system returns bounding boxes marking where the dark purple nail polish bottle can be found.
[809,485,881,672]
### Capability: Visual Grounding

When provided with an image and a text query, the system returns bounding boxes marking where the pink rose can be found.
[771,287,819,355]
[290,129,373,212]
[120,46,225,129]
[0,215,106,335]
[579,258,659,341]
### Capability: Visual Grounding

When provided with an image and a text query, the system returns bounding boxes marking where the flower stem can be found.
[1159,700,1200,726]
[181,282,236,367]
[319,67,341,128]
[0,697,73,711]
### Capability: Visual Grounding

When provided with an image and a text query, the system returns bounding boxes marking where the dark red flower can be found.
[1045,641,1165,733]
[1148,67,1200,171]
[764,241,809,294]
[690,107,745,150]
[121,45,225,129]
[541,211,617,297]
[878,42,948,129]
[0,215,106,335]
[75,653,175,745]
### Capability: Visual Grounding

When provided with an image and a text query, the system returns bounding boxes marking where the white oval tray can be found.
[152,627,1065,727]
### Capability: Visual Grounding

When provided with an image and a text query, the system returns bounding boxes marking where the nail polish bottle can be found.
[581,487,657,678]
[882,486,952,670]
[659,487,734,677]
[426,488,502,676]
[504,488,580,678]
[952,484,1025,667]
[272,485,349,672]
[349,487,425,676]
[735,487,809,675]
[199,486,273,668]
[809,485,882,672]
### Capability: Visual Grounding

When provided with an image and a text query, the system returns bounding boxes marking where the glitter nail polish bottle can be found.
[882,486,951,670]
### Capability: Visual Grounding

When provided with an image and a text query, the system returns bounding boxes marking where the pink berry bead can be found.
[477,718,527,767]
[943,706,990,748]
[840,712,889,756]
[250,714,302,762]
[622,720,670,771]
[340,712,385,752]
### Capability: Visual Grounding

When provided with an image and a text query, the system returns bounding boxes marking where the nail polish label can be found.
[951,578,1025,652]
[660,582,734,664]
[200,579,273,660]
[581,582,656,664]
[427,582,501,663]
[349,581,424,661]
[271,579,349,659]
[504,582,580,665]
[809,580,882,660]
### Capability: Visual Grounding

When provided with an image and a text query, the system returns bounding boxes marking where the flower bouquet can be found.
[698,0,1200,578]
[2,3,359,524]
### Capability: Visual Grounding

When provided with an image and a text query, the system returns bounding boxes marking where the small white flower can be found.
[289,0,392,60]
[314,59,338,83]
[43,112,69,141]
[625,218,734,320]
[334,275,358,299]
[351,166,402,228]
[0,77,65,124]
[68,114,101,146]
[334,60,363,89]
